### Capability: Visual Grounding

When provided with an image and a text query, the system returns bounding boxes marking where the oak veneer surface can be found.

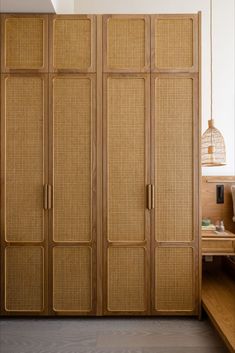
[202,176,235,233]
[0,13,200,317]
[202,272,235,353]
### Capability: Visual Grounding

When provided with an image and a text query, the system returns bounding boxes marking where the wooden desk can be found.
[202,230,235,256]
[202,229,235,353]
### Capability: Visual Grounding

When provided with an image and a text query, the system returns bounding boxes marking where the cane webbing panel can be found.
[5,17,44,69]
[155,78,193,242]
[107,77,145,242]
[155,18,193,69]
[106,18,145,70]
[5,77,44,242]
[53,77,92,242]
[5,246,44,311]
[53,19,92,70]
[107,247,146,311]
[155,247,194,311]
[53,247,92,312]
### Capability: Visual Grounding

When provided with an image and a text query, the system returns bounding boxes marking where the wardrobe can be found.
[0,13,200,316]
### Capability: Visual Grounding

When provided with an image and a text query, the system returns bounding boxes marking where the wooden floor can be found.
[202,271,235,353]
[0,317,229,353]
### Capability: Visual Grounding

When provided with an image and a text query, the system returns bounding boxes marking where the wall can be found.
[51,0,74,13]
[75,0,235,176]
[0,0,55,12]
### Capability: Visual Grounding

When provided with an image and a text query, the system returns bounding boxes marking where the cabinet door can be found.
[151,74,199,314]
[1,75,48,314]
[151,15,199,73]
[103,15,150,72]
[103,74,151,314]
[50,74,96,314]
[50,16,96,72]
[1,15,48,72]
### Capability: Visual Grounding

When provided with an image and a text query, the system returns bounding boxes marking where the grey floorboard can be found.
[0,317,229,353]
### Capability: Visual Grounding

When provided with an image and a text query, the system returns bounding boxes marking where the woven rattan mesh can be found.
[53,247,92,311]
[107,247,146,311]
[155,18,193,69]
[107,77,145,242]
[5,246,44,311]
[53,19,91,69]
[155,78,193,242]
[5,77,44,242]
[155,247,194,311]
[5,18,44,69]
[53,77,91,242]
[107,18,145,69]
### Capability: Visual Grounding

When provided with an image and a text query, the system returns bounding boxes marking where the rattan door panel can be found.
[107,247,146,312]
[153,75,194,243]
[2,75,47,243]
[151,15,198,72]
[53,247,92,312]
[103,74,150,314]
[50,16,96,72]
[105,75,149,242]
[1,15,48,72]
[5,246,44,312]
[103,15,150,72]
[51,75,95,243]
[155,247,195,312]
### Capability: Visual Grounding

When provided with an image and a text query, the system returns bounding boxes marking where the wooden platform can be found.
[202,271,235,353]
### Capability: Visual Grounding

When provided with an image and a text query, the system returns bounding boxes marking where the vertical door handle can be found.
[147,184,152,210]
[151,184,155,209]
[47,184,52,210]
[43,184,48,210]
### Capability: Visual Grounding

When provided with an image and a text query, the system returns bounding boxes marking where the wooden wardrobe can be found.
[0,13,201,316]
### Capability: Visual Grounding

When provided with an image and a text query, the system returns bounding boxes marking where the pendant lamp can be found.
[201,0,226,166]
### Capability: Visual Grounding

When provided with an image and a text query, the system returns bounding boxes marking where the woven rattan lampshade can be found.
[201,0,226,167]
[202,119,226,166]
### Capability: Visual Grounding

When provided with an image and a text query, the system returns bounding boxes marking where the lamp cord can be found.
[210,0,213,121]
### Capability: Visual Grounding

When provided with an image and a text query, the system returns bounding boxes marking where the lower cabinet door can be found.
[49,74,96,314]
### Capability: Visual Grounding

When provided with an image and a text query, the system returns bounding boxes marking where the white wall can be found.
[52,0,74,13]
[0,0,55,12]
[75,0,235,176]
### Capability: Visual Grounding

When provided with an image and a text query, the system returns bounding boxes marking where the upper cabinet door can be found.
[103,15,150,72]
[1,15,48,72]
[151,15,199,73]
[50,15,96,72]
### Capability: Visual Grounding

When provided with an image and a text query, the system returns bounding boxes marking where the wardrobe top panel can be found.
[0,13,200,73]
[49,15,96,73]
[1,14,48,73]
